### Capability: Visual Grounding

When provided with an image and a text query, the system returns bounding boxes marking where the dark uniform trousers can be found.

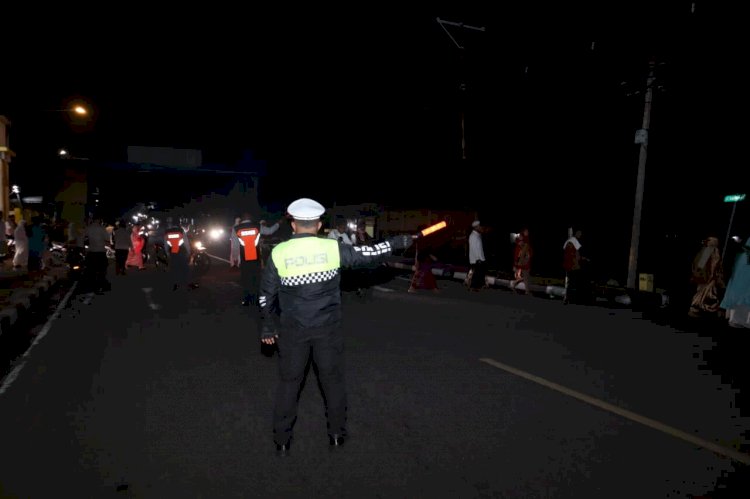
[169,252,191,288]
[274,324,347,445]
[240,259,261,303]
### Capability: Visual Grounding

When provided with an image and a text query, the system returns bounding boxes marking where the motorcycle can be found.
[153,241,169,271]
[49,242,67,267]
[66,244,86,279]
[192,240,211,273]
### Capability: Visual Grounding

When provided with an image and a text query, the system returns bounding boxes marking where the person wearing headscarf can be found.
[12,219,29,269]
[126,224,145,270]
[510,228,533,295]
[719,235,750,328]
[468,220,486,292]
[563,229,584,304]
[229,216,241,268]
[688,236,725,317]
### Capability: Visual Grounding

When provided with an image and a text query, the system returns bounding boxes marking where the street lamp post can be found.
[0,116,15,219]
[1,103,91,224]
[435,17,486,162]
[11,184,22,209]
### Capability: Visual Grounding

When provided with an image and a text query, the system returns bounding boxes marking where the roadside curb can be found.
[385,260,669,308]
[0,267,69,338]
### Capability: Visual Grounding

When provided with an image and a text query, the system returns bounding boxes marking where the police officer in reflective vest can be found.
[234,212,280,306]
[259,198,412,456]
[164,222,193,290]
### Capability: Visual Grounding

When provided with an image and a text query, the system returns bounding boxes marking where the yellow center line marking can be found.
[479,357,750,465]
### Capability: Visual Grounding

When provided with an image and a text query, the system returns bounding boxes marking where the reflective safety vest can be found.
[236,222,260,261]
[165,228,185,254]
[272,237,340,280]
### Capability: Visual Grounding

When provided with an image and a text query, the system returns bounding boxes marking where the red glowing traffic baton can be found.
[419,221,447,237]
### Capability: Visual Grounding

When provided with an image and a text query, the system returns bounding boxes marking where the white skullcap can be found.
[472,220,481,228]
[287,198,325,221]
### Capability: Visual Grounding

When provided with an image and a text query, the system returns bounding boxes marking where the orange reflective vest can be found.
[236,222,260,261]
[165,229,185,254]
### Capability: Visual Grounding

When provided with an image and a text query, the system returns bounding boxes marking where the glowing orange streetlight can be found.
[72,105,88,115]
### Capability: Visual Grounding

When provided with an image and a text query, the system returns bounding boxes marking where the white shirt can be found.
[237,219,280,236]
[85,223,111,252]
[468,229,485,264]
[328,229,353,245]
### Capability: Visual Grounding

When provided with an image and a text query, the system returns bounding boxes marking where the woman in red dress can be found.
[126,225,145,270]
[510,228,532,295]
[408,241,439,293]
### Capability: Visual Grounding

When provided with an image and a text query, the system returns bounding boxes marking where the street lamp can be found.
[11,184,22,208]
[58,148,89,160]
[72,105,87,116]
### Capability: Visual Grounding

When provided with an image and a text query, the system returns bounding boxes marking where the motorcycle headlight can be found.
[194,241,205,250]
[209,228,224,240]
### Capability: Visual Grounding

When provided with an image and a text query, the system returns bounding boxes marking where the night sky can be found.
[2,2,747,279]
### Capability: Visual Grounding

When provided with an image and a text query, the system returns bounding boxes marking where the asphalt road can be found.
[0,256,748,498]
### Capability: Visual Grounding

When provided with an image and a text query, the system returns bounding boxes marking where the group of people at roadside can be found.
[688,234,750,328]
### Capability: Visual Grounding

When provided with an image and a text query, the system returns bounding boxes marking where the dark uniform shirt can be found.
[259,234,399,334]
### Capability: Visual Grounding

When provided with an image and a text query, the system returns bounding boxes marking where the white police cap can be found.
[287,198,326,221]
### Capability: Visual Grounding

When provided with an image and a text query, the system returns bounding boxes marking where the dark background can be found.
[1,2,747,282]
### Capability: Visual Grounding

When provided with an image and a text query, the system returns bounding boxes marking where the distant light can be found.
[21,196,43,203]
[73,105,87,115]
[11,185,19,194]
[733,236,742,243]
[59,149,68,157]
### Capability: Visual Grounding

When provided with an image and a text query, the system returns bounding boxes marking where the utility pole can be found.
[436,17,485,161]
[626,60,657,290]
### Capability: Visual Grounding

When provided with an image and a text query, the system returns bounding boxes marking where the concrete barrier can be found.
[385,260,668,307]
[0,267,67,338]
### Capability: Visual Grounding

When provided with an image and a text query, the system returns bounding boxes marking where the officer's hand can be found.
[389,234,415,250]
[261,327,278,344]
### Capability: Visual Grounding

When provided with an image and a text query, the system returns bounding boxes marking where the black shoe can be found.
[329,434,345,448]
[276,441,291,457]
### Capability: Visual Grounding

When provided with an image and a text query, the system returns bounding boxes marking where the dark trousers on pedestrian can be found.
[240,259,260,303]
[273,325,347,446]
[85,251,110,292]
[564,269,582,304]
[115,249,128,275]
[169,253,191,289]
[470,260,486,289]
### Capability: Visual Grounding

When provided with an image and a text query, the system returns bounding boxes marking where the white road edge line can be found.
[479,357,750,466]
[207,253,231,264]
[0,281,79,397]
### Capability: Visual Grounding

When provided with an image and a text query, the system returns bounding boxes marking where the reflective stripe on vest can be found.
[237,227,260,261]
[166,231,184,254]
[271,237,340,284]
